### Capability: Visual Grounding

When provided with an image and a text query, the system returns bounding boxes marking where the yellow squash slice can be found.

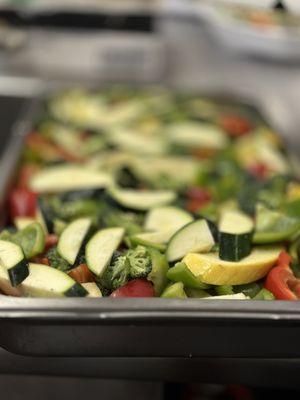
[183,246,282,285]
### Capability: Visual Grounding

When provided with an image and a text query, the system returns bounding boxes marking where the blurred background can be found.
[0,0,300,399]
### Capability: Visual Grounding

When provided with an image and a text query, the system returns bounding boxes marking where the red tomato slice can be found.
[9,188,37,219]
[45,234,59,251]
[110,279,155,298]
[265,251,300,300]
[68,264,95,284]
[247,162,269,180]
[186,187,212,213]
[219,115,253,137]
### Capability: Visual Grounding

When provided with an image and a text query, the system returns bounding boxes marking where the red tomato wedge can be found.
[186,187,212,213]
[110,279,155,298]
[265,251,300,300]
[219,115,253,137]
[45,234,59,251]
[68,264,95,284]
[9,188,37,219]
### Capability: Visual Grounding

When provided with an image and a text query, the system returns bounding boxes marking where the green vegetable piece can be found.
[53,219,67,236]
[161,282,187,299]
[100,253,130,291]
[283,199,300,218]
[12,222,45,259]
[46,246,71,272]
[128,235,166,252]
[147,248,169,296]
[167,262,210,289]
[253,203,300,244]
[127,246,152,279]
[185,287,210,298]
[234,282,261,298]
[253,288,275,300]
[215,285,234,296]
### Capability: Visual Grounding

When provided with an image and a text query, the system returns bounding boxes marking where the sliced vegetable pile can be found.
[1,87,300,300]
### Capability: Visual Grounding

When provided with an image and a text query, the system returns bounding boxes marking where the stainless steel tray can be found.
[0,85,299,359]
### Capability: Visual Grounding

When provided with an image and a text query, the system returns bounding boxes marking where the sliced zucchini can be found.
[14,217,36,231]
[36,197,55,234]
[167,122,229,150]
[219,210,254,261]
[108,128,167,155]
[0,265,23,296]
[253,204,300,244]
[166,219,215,263]
[144,206,193,234]
[86,227,124,276]
[183,246,282,285]
[0,240,29,286]
[129,232,167,252]
[22,263,87,297]
[82,282,102,297]
[58,218,92,265]
[109,187,176,211]
[30,165,112,193]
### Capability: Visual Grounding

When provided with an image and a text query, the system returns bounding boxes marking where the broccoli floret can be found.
[128,246,152,279]
[46,246,70,272]
[97,247,152,293]
[99,252,130,291]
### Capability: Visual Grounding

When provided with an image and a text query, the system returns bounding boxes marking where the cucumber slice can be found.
[30,165,112,193]
[82,282,102,297]
[144,206,193,234]
[166,219,215,263]
[86,227,124,276]
[168,122,228,150]
[219,210,254,261]
[109,187,176,211]
[12,222,45,259]
[183,246,281,285]
[0,240,29,286]
[58,218,92,265]
[22,263,87,297]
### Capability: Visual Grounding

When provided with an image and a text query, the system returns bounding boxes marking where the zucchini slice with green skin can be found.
[0,240,29,286]
[36,197,55,234]
[166,219,215,263]
[108,187,176,211]
[58,218,92,265]
[30,165,112,193]
[82,282,102,297]
[219,210,254,262]
[144,206,193,234]
[128,232,167,252]
[22,263,87,297]
[86,227,124,276]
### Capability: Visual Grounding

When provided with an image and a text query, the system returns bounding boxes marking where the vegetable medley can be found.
[2,87,300,300]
